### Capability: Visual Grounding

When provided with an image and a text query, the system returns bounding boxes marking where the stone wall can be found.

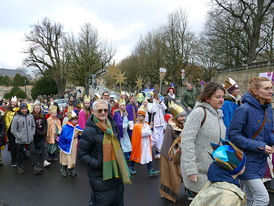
[215,65,274,94]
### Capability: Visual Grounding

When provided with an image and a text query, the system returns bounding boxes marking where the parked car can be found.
[110,92,117,100]
[54,98,68,111]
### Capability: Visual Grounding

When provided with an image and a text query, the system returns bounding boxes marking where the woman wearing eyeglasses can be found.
[78,99,131,206]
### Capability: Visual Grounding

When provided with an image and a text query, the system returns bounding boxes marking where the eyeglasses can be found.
[97,109,108,113]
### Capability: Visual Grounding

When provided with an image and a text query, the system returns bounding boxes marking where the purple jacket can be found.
[113,110,124,138]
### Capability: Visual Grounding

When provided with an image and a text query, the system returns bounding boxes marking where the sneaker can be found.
[43,160,51,167]
[155,153,161,159]
[17,167,24,175]
[129,167,136,175]
[148,169,160,177]
[11,161,17,167]
[33,166,43,175]
[68,169,77,177]
[60,167,68,177]
[185,188,195,201]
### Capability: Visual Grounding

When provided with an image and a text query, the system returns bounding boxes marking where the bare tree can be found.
[161,9,195,84]
[214,0,274,63]
[24,18,69,97]
[66,23,114,95]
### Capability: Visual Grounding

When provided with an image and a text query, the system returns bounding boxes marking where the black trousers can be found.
[7,127,17,164]
[16,141,38,167]
[34,135,48,161]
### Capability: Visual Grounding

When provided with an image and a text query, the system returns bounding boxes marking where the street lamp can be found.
[159,67,167,94]
[181,69,185,94]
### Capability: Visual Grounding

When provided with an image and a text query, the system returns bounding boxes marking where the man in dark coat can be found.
[181,83,197,113]
[78,99,126,206]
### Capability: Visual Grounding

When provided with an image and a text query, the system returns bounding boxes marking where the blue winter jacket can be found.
[221,100,239,138]
[228,92,274,180]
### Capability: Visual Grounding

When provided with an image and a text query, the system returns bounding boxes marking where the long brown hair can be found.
[174,117,184,129]
[199,82,225,102]
[6,100,18,111]
[32,104,43,119]
[83,104,92,120]
[249,77,272,104]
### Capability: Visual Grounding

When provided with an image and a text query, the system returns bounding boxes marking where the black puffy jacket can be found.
[0,115,5,147]
[78,115,124,206]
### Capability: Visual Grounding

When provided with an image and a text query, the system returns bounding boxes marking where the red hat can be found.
[166,87,175,94]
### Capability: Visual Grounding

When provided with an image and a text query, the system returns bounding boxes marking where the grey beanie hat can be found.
[20,102,28,109]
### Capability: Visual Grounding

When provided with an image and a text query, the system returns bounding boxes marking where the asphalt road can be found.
[0,147,273,206]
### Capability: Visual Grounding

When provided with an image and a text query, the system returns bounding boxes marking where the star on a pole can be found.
[106,61,119,77]
[114,71,126,90]
[135,76,143,90]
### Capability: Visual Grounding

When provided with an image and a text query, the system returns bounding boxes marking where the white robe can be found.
[140,123,152,164]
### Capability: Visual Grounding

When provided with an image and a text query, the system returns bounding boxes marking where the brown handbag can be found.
[168,107,207,161]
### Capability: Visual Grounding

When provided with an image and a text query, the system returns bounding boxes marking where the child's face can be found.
[51,111,57,118]
[176,115,185,124]
[137,114,144,122]
[72,119,78,125]
[143,101,148,107]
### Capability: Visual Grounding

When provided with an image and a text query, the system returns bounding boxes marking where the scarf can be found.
[93,116,131,184]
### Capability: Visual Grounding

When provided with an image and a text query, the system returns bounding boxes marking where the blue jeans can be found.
[241,179,269,206]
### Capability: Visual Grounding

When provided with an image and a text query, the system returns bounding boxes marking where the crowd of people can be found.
[0,77,274,206]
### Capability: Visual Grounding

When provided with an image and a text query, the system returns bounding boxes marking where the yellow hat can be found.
[94,92,101,100]
[84,95,91,103]
[50,105,57,113]
[119,98,126,106]
[169,102,185,118]
[137,106,146,117]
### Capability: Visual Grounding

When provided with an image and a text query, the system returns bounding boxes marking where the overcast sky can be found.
[0,0,211,69]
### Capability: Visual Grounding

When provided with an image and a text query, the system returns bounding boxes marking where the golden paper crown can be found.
[119,98,126,106]
[67,105,74,119]
[120,91,126,96]
[84,95,91,103]
[50,105,57,113]
[223,77,237,90]
[169,102,185,118]
[94,92,101,100]
[137,106,146,117]
[70,110,78,120]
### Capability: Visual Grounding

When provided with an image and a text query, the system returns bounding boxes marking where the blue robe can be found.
[58,123,83,154]
[221,100,239,138]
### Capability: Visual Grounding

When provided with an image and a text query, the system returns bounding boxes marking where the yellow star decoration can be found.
[114,71,127,89]
[135,76,143,90]
[106,61,119,77]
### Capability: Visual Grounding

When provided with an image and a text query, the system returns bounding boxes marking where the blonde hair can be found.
[249,77,272,104]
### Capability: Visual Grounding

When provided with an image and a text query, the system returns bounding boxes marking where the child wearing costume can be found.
[190,139,246,206]
[47,105,62,160]
[78,95,91,129]
[129,107,159,177]
[59,111,83,176]
[113,98,132,160]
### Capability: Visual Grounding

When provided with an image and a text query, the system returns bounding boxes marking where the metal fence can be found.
[217,59,274,73]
